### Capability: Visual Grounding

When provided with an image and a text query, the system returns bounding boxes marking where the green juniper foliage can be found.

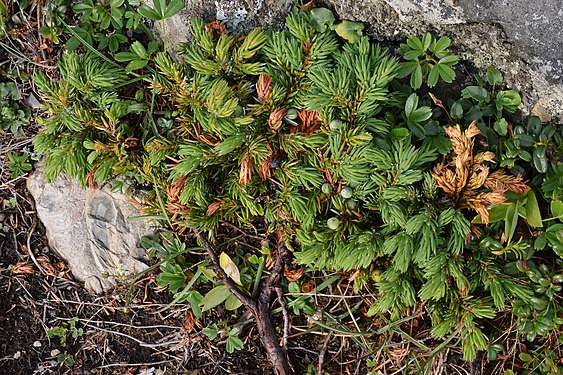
[33,52,147,184]
[33,5,563,367]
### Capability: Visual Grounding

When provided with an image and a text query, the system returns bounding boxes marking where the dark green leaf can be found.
[406,35,423,51]
[125,59,148,72]
[410,107,432,123]
[138,4,162,20]
[451,101,463,119]
[164,0,185,19]
[421,32,432,50]
[462,86,488,102]
[73,3,92,12]
[437,63,455,83]
[428,65,439,87]
[130,41,148,59]
[486,67,503,85]
[396,61,418,78]
[403,50,424,60]
[532,145,548,173]
[157,272,185,293]
[438,55,459,65]
[464,105,483,122]
[390,127,410,139]
[493,118,508,136]
[114,51,138,62]
[411,64,423,89]
[309,7,335,32]
[433,36,451,52]
[405,93,418,118]
[154,0,166,15]
[408,121,426,139]
[110,0,125,8]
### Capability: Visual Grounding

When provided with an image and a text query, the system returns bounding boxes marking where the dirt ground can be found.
[0,187,271,375]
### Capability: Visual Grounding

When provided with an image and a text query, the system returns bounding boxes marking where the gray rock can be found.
[27,167,156,293]
[157,0,563,121]
[151,0,292,56]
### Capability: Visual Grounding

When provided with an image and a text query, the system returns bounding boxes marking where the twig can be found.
[25,220,46,275]
[225,222,267,241]
[195,231,255,311]
[317,331,333,375]
[96,360,173,369]
[81,322,182,350]
[275,286,289,348]
[195,230,290,375]
[60,318,181,331]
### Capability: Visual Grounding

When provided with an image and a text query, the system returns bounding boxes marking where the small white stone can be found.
[50,349,60,357]
[13,351,21,359]
[33,341,41,347]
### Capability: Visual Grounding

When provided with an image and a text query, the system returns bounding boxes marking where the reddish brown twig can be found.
[195,231,290,375]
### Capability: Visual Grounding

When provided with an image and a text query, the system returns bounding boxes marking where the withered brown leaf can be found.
[268,108,286,131]
[256,73,271,102]
[239,154,253,185]
[433,121,529,224]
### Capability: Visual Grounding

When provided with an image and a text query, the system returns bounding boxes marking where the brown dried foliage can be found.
[206,201,225,216]
[205,20,227,35]
[166,176,186,202]
[240,154,253,185]
[11,262,35,275]
[268,108,286,131]
[258,143,274,181]
[85,171,99,190]
[166,176,191,216]
[432,122,528,223]
[257,73,271,102]
[284,268,305,282]
[291,109,322,135]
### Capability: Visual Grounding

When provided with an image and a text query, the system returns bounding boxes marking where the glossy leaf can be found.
[551,200,563,219]
[437,63,455,83]
[462,86,489,102]
[164,0,185,18]
[533,145,548,173]
[486,66,503,85]
[433,36,451,52]
[493,118,508,136]
[451,101,463,119]
[411,63,423,89]
[310,7,335,32]
[428,65,439,87]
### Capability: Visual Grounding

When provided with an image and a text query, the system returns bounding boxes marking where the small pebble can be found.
[13,351,21,359]
[33,341,41,347]
[50,349,60,357]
